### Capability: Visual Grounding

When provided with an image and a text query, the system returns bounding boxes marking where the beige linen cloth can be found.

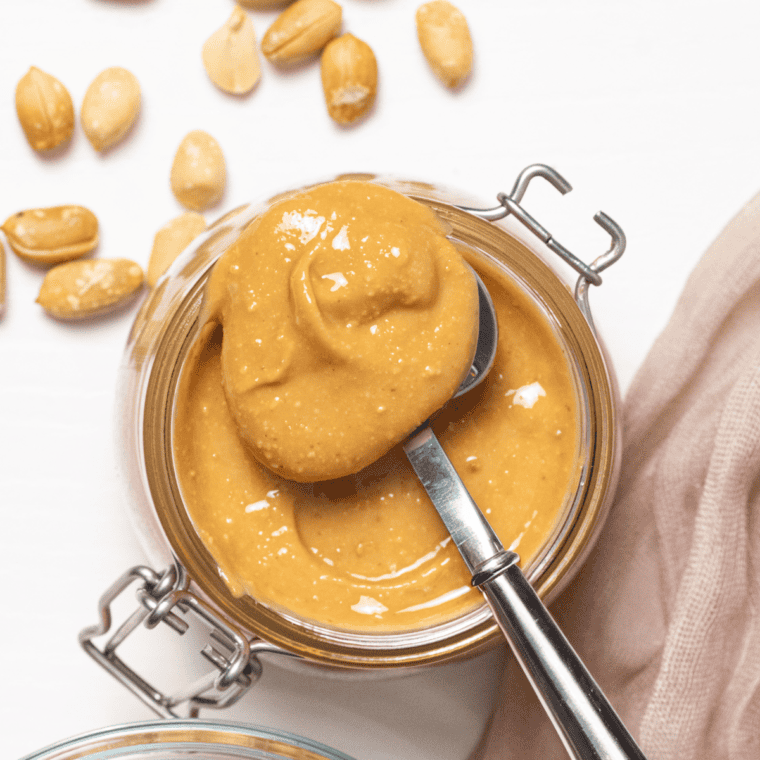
[480,194,760,759]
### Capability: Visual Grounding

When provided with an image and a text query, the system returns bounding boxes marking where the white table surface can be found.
[2,1,760,758]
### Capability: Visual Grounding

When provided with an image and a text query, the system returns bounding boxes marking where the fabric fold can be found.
[481,193,760,760]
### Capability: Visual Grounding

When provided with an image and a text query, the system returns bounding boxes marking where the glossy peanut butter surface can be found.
[199,181,479,482]
[173,182,578,631]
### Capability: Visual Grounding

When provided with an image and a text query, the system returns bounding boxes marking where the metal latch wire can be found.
[458,163,626,331]
[79,564,266,718]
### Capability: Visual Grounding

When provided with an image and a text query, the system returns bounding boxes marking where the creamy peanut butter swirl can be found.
[174,182,579,631]
[200,181,479,482]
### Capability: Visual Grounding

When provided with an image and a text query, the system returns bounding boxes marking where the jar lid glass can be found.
[22,720,357,760]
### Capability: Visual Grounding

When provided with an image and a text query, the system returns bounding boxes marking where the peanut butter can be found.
[173,181,578,631]
[199,181,479,482]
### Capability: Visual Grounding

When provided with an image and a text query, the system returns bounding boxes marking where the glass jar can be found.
[90,164,624,716]
[22,720,356,760]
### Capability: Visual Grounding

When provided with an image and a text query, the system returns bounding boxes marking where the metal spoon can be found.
[403,270,647,760]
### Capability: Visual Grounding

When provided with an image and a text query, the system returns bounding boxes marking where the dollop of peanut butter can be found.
[200,180,479,481]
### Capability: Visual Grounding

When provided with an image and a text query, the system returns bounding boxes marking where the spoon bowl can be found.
[454,267,499,400]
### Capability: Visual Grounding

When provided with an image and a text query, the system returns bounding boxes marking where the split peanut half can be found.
[15,66,75,151]
[320,33,377,125]
[37,258,144,319]
[203,5,261,95]
[2,206,99,265]
[81,67,141,151]
[170,130,227,211]
[416,1,473,88]
[262,0,342,65]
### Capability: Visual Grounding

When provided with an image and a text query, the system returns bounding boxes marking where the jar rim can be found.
[21,719,357,760]
[116,176,620,669]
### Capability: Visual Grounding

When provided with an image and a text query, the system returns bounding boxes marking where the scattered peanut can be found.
[416,1,472,88]
[147,212,206,287]
[81,67,141,152]
[203,5,261,95]
[2,206,99,265]
[15,66,75,151]
[36,258,144,320]
[320,33,377,125]
[262,0,342,65]
[0,240,6,317]
[238,0,291,8]
[170,130,227,211]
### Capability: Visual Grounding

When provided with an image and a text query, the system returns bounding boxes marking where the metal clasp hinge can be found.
[459,164,626,330]
[79,565,264,718]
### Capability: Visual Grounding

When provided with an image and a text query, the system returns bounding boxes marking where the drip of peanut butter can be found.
[200,180,479,482]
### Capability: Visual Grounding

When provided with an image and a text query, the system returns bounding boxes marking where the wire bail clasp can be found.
[460,163,626,329]
[79,564,264,718]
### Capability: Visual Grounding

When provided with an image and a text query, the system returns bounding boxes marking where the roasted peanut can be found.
[416,1,473,88]
[147,212,206,287]
[15,66,75,151]
[0,240,6,317]
[37,258,144,319]
[170,130,226,211]
[262,0,342,65]
[320,33,377,125]
[238,0,291,8]
[203,5,261,95]
[81,67,141,151]
[2,206,99,265]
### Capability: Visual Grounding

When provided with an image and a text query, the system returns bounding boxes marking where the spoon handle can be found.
[476,560,647,760]
[403,425,646,760]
